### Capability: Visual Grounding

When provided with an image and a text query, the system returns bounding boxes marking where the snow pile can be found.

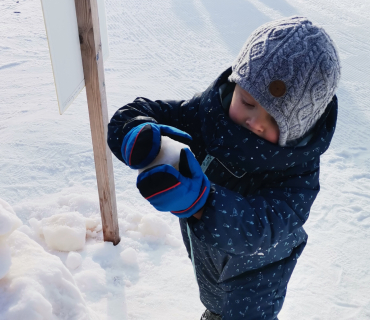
[0,230,97,320]
[0,199,22,280]
[0,200,97,320]
[29,212,101,252]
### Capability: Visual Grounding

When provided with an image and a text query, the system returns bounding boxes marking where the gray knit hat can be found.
[229,16,341,146]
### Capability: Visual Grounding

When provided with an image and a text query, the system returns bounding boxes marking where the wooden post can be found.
[74,0,120,245]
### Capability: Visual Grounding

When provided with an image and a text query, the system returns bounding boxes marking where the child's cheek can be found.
[228,104,240,126]
[266,129,279,144]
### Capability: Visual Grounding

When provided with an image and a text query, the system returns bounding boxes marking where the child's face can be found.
[229,84,280,144]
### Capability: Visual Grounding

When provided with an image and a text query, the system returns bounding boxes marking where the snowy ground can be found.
[1,0,370,319]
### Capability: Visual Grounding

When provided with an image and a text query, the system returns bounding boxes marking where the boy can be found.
[108,16,340,320]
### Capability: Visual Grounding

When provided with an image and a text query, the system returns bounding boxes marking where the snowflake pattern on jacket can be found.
[108,68,338,319]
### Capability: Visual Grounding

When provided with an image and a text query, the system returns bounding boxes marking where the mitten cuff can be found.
[171,178,210,218]
[121,123,161,169]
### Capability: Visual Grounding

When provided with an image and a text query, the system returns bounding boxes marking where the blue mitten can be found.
[137,148,210,218]
[121,122,192,169]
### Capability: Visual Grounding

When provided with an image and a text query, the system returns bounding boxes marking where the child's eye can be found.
[242,101,255,109]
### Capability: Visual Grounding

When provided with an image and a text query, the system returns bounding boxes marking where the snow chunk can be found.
[0,199,22,280]
[28,217,43,236]
[0,230,96,320]
[0,198,22,241]
[42,212,86,251]
[66,251,83,270]
[120,247,138,266]
[30,213,103,250]
[0,242,11,280]
[138,213,172,238]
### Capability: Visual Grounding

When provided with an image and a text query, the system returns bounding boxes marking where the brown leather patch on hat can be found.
[269,80,286,97]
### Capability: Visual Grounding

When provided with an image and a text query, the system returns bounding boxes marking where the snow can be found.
[0,199,22,242]
[39,212,86,251]
[0,242,12,281]
[1,230,97,320]
[138,213,172,238]
[1,0,370,319]
[66,252,83,270]
[120,248,138,266]
[138,136,189,174]
[0,199,22,280]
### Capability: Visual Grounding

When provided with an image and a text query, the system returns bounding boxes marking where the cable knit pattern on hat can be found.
[229,16,341,146]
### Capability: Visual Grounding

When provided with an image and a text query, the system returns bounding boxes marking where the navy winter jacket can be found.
[108,68,337,319]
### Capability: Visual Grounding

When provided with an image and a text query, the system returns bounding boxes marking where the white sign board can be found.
[41,0,109,114]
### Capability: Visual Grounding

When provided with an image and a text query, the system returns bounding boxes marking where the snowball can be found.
[0,198,22,241]
[1,230,93,320]
[138,136,189,174]
[66,251,82,270]
[0,242,11,280]
[120,247,138,266]
[42,212,86,251]
[138,213,172,238]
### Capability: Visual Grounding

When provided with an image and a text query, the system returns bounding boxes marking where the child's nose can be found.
[246,117,264,133]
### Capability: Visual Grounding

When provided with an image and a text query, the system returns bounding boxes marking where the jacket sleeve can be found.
[107,94,202,164]
[189,166,320,255]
